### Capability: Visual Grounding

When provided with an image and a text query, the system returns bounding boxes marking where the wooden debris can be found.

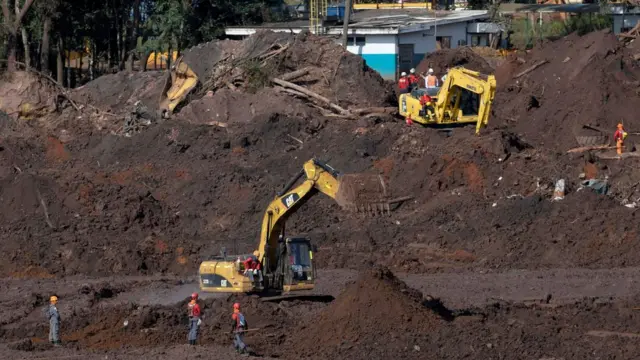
[566,145,615,153]
[36,188,55,229]
[279,68,310,82]
[587,330,640,339]
[514,60,549,79]
[272,77,349,115]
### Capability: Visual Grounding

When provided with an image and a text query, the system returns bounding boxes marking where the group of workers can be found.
[186,293,250,354]
[46,293,251,355]
[397,67,449,94]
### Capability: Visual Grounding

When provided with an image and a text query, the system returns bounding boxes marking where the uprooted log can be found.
[279,68,310,82]
[351,107,398,116]
[514,60,549,79]
[566,145,615,153]
[272,77,349,115]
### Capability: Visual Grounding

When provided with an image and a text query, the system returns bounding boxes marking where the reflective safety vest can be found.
[426,75,438,88]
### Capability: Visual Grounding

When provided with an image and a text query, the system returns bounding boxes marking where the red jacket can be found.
[188,301,201,317]
[408,74,419,85]
[243,257,261,271]
[419,94,432,105]
[398,77,409,89]
[614,129,625,142]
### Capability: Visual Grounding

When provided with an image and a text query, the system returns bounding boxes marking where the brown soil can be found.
[416,46,494,77]
[4,29,640,359]
[283,267,440,359]
[493,29,640,150]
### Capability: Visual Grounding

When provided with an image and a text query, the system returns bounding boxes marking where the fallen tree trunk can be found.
[279,68,310,82]
[566,145,615,153]
[351,107,398,116]
[514,60,549,79]
[272,77,349,115]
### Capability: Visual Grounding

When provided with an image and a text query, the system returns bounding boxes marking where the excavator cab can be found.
[279,237,316,292]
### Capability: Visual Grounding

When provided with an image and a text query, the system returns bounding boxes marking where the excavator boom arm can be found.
[435,67,496,134]
[256,159,341,271]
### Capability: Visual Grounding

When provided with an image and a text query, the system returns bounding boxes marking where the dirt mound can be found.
[71,71,165,114]
[284,267,440,359]
[0,71,60,119]
[493,29,640,149]
[175,88,313,125]
[190,30,393,110]
[416,47,494,78]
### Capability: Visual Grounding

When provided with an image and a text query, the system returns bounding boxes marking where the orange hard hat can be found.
[233,302,241,310]
[618,123,624,129]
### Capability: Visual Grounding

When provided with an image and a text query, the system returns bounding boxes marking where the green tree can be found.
[1,0,36,72]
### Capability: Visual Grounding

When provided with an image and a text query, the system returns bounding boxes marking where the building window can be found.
[349,36,366,46]
[458,39,467,46]
[470,35,488,47]
[436,36,451,49]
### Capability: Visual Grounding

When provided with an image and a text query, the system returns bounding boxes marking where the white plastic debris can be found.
[552,179,565,201]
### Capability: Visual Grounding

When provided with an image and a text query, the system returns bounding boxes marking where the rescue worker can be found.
[422,68,439,88]
[48,295,61,346]
[231,302,248,354]
[242,254,262,284]
[614,123,628,156]
[408,68,419,91]
[187,292,202,345]
[397,72,410,94]
[441,66,449,83]
[419,93,434,117]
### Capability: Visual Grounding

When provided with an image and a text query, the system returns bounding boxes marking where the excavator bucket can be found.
[158,57,199,117]
[336,174,392,215]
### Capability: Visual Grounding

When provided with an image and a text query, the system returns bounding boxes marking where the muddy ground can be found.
[2,29,640,358]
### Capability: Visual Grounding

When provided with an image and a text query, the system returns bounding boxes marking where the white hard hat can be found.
[410,68,415,74]
[428,68,434,74]
[401,72,407,76]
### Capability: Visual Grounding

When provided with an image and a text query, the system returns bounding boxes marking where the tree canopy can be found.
[0,0,284,78]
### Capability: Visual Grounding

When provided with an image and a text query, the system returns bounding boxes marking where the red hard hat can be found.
[233,302,241,310]
[191,292,198,299]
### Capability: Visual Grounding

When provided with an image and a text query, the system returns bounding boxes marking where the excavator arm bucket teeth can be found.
[336,174,391,216]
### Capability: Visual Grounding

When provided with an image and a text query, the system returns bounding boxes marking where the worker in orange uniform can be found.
[231,302,249,354]
[408,68,419,91]
[398,72,410,94]
[422,68,439,88]
[614,123,628,157]
[187,292,202,345]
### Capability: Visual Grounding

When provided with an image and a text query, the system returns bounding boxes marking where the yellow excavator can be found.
[398,67,497,134]
[198,158,392,299]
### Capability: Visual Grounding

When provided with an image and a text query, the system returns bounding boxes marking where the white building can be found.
[225,9,500,80]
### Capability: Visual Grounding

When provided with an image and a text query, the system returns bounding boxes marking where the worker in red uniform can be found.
[231,303,248,354]
[419,93,433,117]
[398,72,409,94]
[187,292,202,345]
[614,123,628,157]
[242,252,263,284]
[408,68,419,91]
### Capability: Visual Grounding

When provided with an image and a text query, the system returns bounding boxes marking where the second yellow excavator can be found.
[198,158,392,299]
[399,66,497,134]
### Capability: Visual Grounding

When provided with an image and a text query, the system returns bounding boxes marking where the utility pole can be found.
[341,0,353,47]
